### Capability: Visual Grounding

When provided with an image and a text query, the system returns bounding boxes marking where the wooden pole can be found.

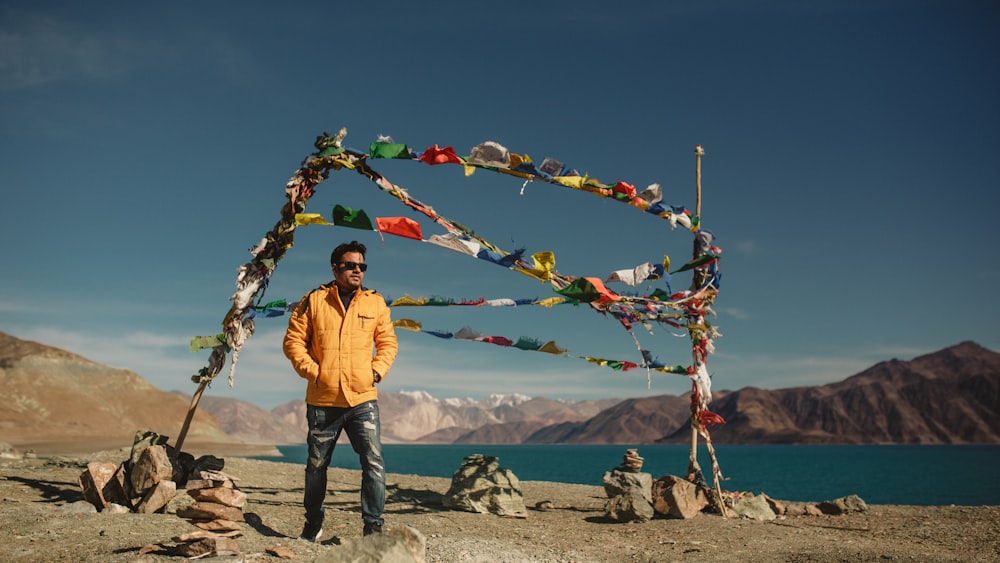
[694,144,704,222]
[688,144,705,477]
[175,379,209,453]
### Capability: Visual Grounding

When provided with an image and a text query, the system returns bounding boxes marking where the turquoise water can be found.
[253,443,1000,506]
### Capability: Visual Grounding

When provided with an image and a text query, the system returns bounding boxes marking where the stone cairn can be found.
[602,448,655,522]
[443,454,527,517]
[77,431,246,558]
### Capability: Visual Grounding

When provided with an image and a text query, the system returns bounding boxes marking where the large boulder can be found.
[731,494,776,521]
[443,454,526,517]
[604,489,654,523]
[651,475,710,519]
[818,494,868,515]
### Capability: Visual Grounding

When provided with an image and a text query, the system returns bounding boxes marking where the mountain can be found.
[446,341,1000,445]
[679,341,1000,444]
[5,330,997,447]
[172,392,303,445]
[264,392,620,444]
[0,331,235,448]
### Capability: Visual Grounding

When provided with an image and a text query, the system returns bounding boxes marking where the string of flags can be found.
[196,128,721,401]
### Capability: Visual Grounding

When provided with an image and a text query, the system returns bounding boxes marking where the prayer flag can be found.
[332,205,374,231]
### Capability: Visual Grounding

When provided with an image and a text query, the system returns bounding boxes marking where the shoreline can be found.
[2,451,998,561]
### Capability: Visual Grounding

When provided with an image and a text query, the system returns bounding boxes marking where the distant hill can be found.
[679,341,1000,444]
[171,392,303,445]
[263,392,619,444]
[427,341,1000,445]
[0,331,235,449]
[4,331,997,447]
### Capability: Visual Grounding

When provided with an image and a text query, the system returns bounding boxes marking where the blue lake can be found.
[253,443,1000,506]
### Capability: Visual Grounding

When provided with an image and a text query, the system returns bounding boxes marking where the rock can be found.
[196,469,240,488]
[604,489,654,523]
[732,494,776,521]
[443,454,526,517]
[267,545,297,559]
[192,519,243,532]
[78,462,119,510]
[60,500,98,514]
[163,489,196,515]
[135,480,176,514]
[818,494,868,515]
[176,501,244,522]
[651,475,710,519]
[805,504,823,516]
[172,536,240,558]
[187,455,226,480]
[171,530,241,542]
[189,486,247,508]
[130,445,175,494]
[603,469,653,504]
[315,525,426,563]
[105,503,131,514]
[128,430,170,469]
[620,448,644,472]
[534,500,555,511]
[603,468,655,523]
[762,493,786,516]
[0,442,22,460]
[816,495,868,515]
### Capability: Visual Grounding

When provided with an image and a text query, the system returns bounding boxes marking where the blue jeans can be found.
[303,401,385,528]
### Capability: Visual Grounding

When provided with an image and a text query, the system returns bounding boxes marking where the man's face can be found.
[332,250,365,292]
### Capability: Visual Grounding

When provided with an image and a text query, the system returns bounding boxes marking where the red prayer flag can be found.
[417,144,463,165]
[375,217,423,240]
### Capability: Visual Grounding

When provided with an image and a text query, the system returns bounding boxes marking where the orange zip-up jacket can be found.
[283,284,398,407]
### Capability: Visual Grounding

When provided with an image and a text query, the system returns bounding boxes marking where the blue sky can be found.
[1,1,997,410]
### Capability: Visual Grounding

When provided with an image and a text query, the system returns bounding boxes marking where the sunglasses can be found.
[337,261,368,272]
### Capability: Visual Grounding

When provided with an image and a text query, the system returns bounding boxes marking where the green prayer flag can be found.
[332,204,374,231]
[370,141,412,159]
[513,337,544,351]
[554,278,600,303]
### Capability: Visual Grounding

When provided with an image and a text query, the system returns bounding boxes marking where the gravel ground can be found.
[1,450,998,562]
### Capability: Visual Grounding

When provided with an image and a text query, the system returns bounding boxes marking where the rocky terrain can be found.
[1,446,998,562]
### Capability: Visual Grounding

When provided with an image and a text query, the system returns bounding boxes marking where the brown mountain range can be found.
[2,330,997,448]
[0,331,235,451]
[690,340,1000,444]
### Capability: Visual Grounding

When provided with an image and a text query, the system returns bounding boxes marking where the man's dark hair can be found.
[331,240,367,265]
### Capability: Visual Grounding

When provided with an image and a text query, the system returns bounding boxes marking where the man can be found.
[283,240,398,542]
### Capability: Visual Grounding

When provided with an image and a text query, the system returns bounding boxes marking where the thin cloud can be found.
[0,11,139,91]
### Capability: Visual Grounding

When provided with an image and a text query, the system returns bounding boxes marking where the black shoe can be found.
[363,522,383,536]
[299,520,323,542]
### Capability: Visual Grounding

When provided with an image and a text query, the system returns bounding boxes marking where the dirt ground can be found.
[1,447,998,562]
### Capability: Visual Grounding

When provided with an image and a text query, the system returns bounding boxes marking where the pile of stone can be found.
[443,453,527,517]
[603,448,655,522]
[76,431,247,558]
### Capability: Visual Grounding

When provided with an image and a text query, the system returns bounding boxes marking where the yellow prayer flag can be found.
[390,295,428,307]
[392,319,423,331]
[534,297,568,308]
[295,213,332,226]
[513,251,556,282]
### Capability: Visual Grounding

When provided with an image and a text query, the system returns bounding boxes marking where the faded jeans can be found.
[303,401,385,528]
